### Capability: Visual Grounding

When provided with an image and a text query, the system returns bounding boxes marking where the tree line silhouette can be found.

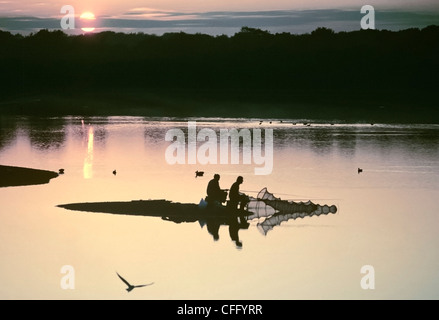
[0,26,438,121]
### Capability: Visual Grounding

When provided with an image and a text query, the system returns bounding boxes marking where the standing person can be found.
[206,174,227,206]
[229,176,250,211]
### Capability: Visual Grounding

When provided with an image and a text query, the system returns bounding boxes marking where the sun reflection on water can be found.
[83,126,94,179]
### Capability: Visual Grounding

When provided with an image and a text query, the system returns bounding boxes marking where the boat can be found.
[57,188,337,226]
[57,199,251,224]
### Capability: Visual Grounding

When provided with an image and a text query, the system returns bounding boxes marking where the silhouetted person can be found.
[206,174,227,206]
[229,176,250,211]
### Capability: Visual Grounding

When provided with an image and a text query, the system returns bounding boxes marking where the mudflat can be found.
[0,165,59,188]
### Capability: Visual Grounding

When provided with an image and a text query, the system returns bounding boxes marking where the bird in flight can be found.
[116,272,154,292]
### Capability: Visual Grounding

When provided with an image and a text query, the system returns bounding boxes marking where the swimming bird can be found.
[195,170,204,178]
[59,169,65,174]
[358,168,363,174]
[116,272,154,292]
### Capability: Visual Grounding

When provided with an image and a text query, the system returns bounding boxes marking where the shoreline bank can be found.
[0,165,59,188]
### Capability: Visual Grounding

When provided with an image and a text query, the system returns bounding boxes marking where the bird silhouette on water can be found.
[117,272,154,292]
[195,170,204,178]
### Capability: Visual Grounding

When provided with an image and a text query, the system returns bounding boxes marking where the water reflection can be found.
[0,117,67,151]
[1,117,439,161]
[75,118,107,146]
[195,215,250,249]
[257,204,337,235]
[144,125,169,145]
[0,117,18,151]
[247,188,338,235]
[25,117,67,150]
[83,126,94,179]
[274,125,439,159]
[58,193,337,249]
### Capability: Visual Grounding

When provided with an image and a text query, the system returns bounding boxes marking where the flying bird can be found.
[358,168,363,174]
[59,169,65,174]
[116,272,154,292]
[113,170,117,175]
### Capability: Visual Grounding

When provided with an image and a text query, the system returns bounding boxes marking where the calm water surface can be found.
[1,116,439,299]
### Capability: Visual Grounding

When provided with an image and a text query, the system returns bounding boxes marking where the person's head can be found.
[214,174,220,181]
[236,176,244,184]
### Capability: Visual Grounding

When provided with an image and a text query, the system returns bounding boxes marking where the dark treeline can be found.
[1,26,438,121]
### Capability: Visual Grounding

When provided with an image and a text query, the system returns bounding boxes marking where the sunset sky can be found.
[1,0,438,34]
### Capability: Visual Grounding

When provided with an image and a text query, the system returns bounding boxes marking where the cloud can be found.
[0,16,60,31]
[120,7,202,21]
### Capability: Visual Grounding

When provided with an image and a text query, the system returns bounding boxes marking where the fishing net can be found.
[257,203,337,235]
[245,188,337,234]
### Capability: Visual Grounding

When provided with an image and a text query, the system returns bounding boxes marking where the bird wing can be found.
[116,272,132,287]
[134,282,154,288]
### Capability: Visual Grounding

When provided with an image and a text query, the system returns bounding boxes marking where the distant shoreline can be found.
[0,165,59,188]
[1,26,438,123]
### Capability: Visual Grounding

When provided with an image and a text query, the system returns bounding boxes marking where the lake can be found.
[1,116,439,299]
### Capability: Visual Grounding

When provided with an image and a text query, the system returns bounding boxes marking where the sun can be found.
[80,11,95,20]
[80,11,96,32]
